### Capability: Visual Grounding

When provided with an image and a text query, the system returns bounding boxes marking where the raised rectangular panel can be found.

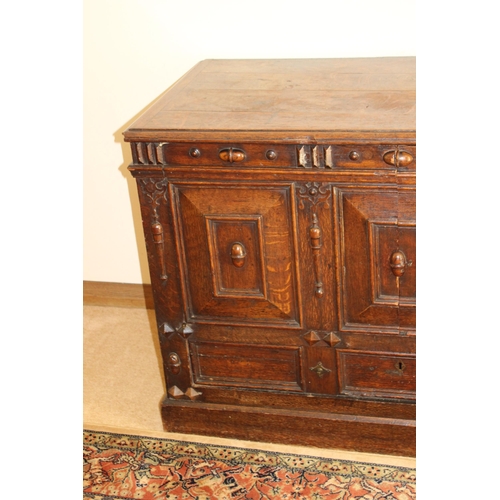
[172,183,301,328]
[206,215,266,298]
[338,350,416,400]
[190,341,304,391]
[336,188,399,332]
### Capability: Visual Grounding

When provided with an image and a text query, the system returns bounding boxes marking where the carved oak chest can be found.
[124,58,416,456]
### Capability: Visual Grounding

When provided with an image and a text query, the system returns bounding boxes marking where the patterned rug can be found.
[84,429,416,499]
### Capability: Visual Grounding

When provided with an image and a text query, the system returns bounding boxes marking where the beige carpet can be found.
[83,304,416,468]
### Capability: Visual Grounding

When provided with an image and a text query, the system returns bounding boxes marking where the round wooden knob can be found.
[189,148,201,158]
[266,150,277,160]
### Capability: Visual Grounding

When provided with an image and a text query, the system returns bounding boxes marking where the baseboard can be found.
[161,399,416,457]
[83,281,154,309]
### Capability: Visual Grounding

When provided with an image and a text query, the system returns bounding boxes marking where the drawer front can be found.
[132,142,297,168]
[338,350,415,400]
[130,142,415,171]
[329,145,415,170]
[190,341,304,392]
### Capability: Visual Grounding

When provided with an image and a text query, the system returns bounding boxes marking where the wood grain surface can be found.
[124,57,415,143]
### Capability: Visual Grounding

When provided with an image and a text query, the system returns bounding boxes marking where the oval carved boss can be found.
[219,148,246,163]
[383,149,414,167]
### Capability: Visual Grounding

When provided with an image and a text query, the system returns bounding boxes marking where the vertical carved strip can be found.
[147,143,157,164]
[312,146,324,168]
[131,143,139,164]
[324,146,334,168]
[309,213,324,297]
[156,143,167,165]
[298,146,312,168]
[137,142,147,164]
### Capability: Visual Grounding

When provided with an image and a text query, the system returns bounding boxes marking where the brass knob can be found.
[383,149,413,167]
[189,148,201,158]
[219,148,246,163]
[349,151,360,161]
[230,242,246,267]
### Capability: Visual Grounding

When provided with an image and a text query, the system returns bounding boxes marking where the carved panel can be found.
[206,215,266,298]
[336,187,416,333]
[297,182,332,210]
[336,188,400,332]
[190,340,304,392]
[171,183,301,328]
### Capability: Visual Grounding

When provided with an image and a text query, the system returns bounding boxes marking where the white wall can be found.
[83,0,416,284]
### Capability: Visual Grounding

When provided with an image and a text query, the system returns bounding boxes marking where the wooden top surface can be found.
[124,57,415,143]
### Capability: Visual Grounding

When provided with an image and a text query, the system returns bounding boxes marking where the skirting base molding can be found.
[83,281,154,309]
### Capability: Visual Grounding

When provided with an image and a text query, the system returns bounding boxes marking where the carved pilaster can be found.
[297,183,332,299]
[138,179,169,282]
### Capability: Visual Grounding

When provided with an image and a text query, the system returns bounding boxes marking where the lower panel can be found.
[190,341,304,391]
[161,398,416,457]
[338,350,416,400]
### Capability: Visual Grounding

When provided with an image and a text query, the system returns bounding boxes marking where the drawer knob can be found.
[266,149,278,160]
[219,148,246,163]
[390,250,411,277]
[189,148,201,158]
[230,242,246,267]
[349,151,360,161]
[383,148,414,167]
